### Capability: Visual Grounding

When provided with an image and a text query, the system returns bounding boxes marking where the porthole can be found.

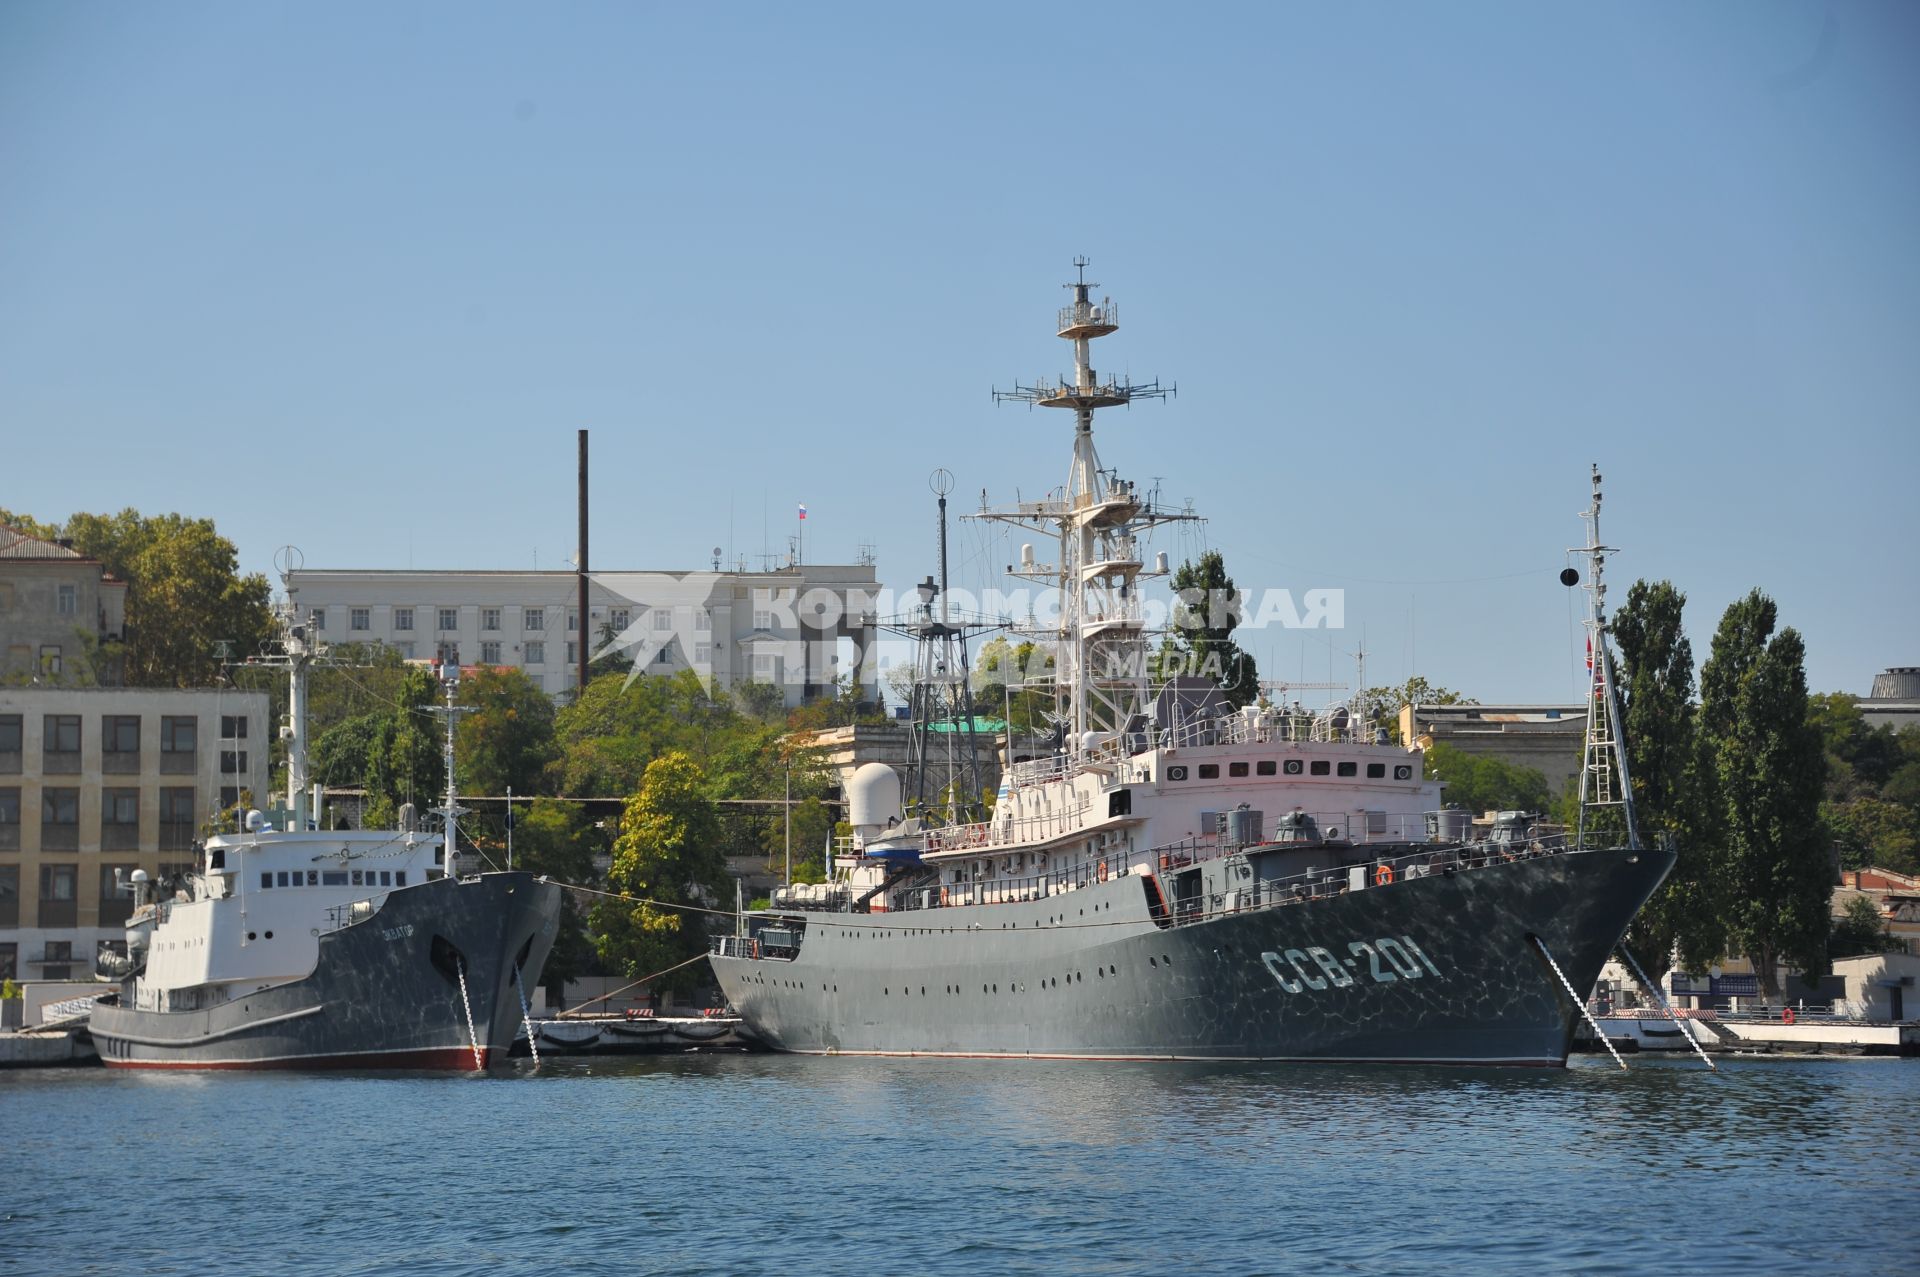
[1395,764,1414,780]
[1284,759,1304,776]
[1150,956,1157,967]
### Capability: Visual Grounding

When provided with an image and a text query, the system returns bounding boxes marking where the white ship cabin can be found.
[126,811,446,1013]
[784,700,1450,916]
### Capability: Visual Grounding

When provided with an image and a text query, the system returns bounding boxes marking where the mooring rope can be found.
[1616,942,1717,1071]
[1531,935,1627,1071]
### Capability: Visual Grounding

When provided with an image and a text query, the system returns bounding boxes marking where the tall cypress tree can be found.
[1698,590,1830,999]
[1612,580,1725,975]
[1166,551,1260,709]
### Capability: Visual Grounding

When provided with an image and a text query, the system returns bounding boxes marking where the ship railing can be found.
[903,817,1580,919]
[1058,301,1118,332]
[925,793,1095,855]
[320,898,384,933]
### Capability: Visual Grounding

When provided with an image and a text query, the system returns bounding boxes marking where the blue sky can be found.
[3,1,1915,703]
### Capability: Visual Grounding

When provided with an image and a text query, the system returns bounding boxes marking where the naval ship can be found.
[708,265,1671,1064]
[88,584,563,1069]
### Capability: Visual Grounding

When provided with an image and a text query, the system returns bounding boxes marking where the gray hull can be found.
[713,847,1670,1065]
[90,873,562,1070]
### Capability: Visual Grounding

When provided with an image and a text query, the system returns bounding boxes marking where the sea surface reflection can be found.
[3,1054,1915,1275]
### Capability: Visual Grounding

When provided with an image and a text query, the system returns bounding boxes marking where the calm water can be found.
[3,1054,1916,1276]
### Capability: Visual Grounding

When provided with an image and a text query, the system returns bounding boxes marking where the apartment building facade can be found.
[285,564,882,706]
[0,526,127,685]
[0,687,270,982]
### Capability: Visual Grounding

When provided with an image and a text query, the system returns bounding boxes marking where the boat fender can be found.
[1374,864,1394,887]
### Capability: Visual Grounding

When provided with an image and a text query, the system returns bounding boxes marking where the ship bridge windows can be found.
[321,871,348,886]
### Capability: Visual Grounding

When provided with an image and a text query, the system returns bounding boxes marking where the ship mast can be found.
[983,259,1192,745]
[245,547,366,831]
[1572,466,1641,851]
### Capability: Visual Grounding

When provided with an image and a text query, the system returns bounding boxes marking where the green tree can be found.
[456,666,557,798]
[1608,580,1726,975]
[1423,741,1551,814]
[508,799,603,999]
[1164,551,1260,709]
[589,752,729,993]
[1699,590,1831,1000]
[58,509,275,687]
[309,664,444,828]
[1829,895,1896,958]
[973,637,1058,734]
[1360,677,1471,743]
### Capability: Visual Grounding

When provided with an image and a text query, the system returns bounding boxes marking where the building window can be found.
[565,641,577,665]
[612,608,633,631]
[566,609,579,632]
[525,608,544,631]
[438,608,459,632]
[311,608,325,631]
[0,939,14,978]
[99,865,136,925]
[219,786,240,813]
[696,611,711,632]
[103,715,141,772]
[57,583,76,616]
[160,716,197,773]
[654,647,672,665]
[0,714,21,759]
[0,867,16,928]
[39,938,72,980]
[39,645,62,677]
[40,863,76,926]
[160,788,195,851]
[524,641,545,665]
[350,607,371,631]
[482,607,502,631]
[220,750,249,775]
[694,642,712,665]
[752,653,776,680]
[753,609,773,630]
[45,714,81,754]
[480,641,502,664]
[397,642,414,659]
[394,607,415,632]
[160,716,196,753]
[102,788,140,850]
[436,643,460,666]
[0,788,19,851]
[221,715,249,740]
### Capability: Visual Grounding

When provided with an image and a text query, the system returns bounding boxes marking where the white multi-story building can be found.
[285,564,881,706]
[0,687,271,983]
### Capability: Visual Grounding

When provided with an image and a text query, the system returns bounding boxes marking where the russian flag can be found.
[798,503,808,520]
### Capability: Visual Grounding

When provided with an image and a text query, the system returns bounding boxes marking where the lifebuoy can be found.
[1097,861,1109,882]
[1374,864,1394,887]
[1782,1007,1796,1025]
